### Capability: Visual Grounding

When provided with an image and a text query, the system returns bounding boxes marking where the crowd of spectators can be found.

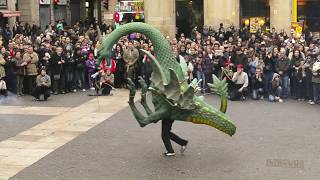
[0,21,320,104]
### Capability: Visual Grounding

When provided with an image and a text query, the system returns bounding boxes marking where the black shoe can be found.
[61,91,66,94]
[163,152,175,157]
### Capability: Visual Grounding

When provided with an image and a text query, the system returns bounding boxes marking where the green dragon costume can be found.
[97,22,236,136]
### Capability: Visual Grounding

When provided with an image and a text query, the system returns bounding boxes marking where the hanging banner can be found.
[117,1,144,13]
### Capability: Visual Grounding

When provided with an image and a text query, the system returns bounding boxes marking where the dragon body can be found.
[98,22,236,136]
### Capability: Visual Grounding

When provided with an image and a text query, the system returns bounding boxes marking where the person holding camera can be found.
[251,67,264,100]
[230,64,249,101]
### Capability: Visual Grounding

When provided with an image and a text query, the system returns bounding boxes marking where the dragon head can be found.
[140,50,236,136]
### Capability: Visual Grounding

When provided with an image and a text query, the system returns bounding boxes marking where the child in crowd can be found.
[86,52,96,90]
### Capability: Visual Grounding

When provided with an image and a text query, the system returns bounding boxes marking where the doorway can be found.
[240,0,270,27]
[176,0,203,37]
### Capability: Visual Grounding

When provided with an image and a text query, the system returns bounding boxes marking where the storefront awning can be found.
[0,10,21,17]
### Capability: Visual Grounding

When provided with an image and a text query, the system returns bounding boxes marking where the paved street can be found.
[0,91,319,180]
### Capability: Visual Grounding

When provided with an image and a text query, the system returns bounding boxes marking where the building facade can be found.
[0,0,20,27]
[3,0,319,38]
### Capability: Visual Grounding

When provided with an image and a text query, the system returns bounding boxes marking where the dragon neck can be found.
[98,22,184,81]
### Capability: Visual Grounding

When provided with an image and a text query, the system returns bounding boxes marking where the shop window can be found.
[240,0,270,33]
[298,0,320,31]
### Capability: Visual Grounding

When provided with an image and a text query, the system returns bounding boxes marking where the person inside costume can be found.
[32,69,51,101]
[162,119,188,156]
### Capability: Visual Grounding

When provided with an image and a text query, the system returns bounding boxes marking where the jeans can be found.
[197,71,206,93]
[75,69,86,89]
[252,88,264,100]
[65,71,74,91]
[280,75,289,98]
[32,86,51,100]
[26,75,36,94]
[312,83,320,102]
[53,73,65,93]
[269,87,282,102]
[161,119,188,153]
[263,72,273,97]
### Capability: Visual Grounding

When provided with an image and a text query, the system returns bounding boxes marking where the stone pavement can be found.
[9,97,320,180]
[0,89,129,180]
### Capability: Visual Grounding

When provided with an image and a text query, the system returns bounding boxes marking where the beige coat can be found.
[0,54,6,79]
[23,52,39,76]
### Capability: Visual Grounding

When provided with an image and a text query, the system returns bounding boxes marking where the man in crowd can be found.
[230,64,249,101]
[23,45,39,94]
[275,48,290,99]
[50,46,65,95]
[123,41,139,84]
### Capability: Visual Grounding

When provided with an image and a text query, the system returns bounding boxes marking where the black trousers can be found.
[161,119,188,153]
[101,83,112,95]
[32,86,51,100]
[230,84,248,101]
[26,75,36,94]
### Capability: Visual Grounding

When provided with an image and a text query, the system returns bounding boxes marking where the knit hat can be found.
[272,73,280,81]
[237,64,244,69]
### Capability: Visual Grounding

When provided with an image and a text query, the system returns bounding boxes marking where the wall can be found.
[144,0,176,38]
[17,0,40,25]
[204,0,240,28]
[269,0,292,33]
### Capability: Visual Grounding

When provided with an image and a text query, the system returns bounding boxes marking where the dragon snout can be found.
[187,107,236,136]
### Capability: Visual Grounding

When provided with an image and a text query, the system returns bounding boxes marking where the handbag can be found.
[0,80,7,90]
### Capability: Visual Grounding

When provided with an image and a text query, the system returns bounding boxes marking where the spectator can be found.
[230,64,248,101]
[113,44,125,88]
[50,46,65,94]
[251,67,264,100]
[23,46,39,94]
[123,41,139,84]
[275,48,290,99]
[269,73,283,102]
[0,52,5,80]
[97,69,114,96]
[86,52,96,90]
[12,51,27,96]
[0,78,7,97]
[310,55,320,105]
[32,69,51,101]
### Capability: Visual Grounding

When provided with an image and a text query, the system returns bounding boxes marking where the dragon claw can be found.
[127,78,136,98]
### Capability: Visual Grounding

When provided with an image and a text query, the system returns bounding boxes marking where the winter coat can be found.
[0,55,6,79]
[275,57,290,77]
[23,52,39,76]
